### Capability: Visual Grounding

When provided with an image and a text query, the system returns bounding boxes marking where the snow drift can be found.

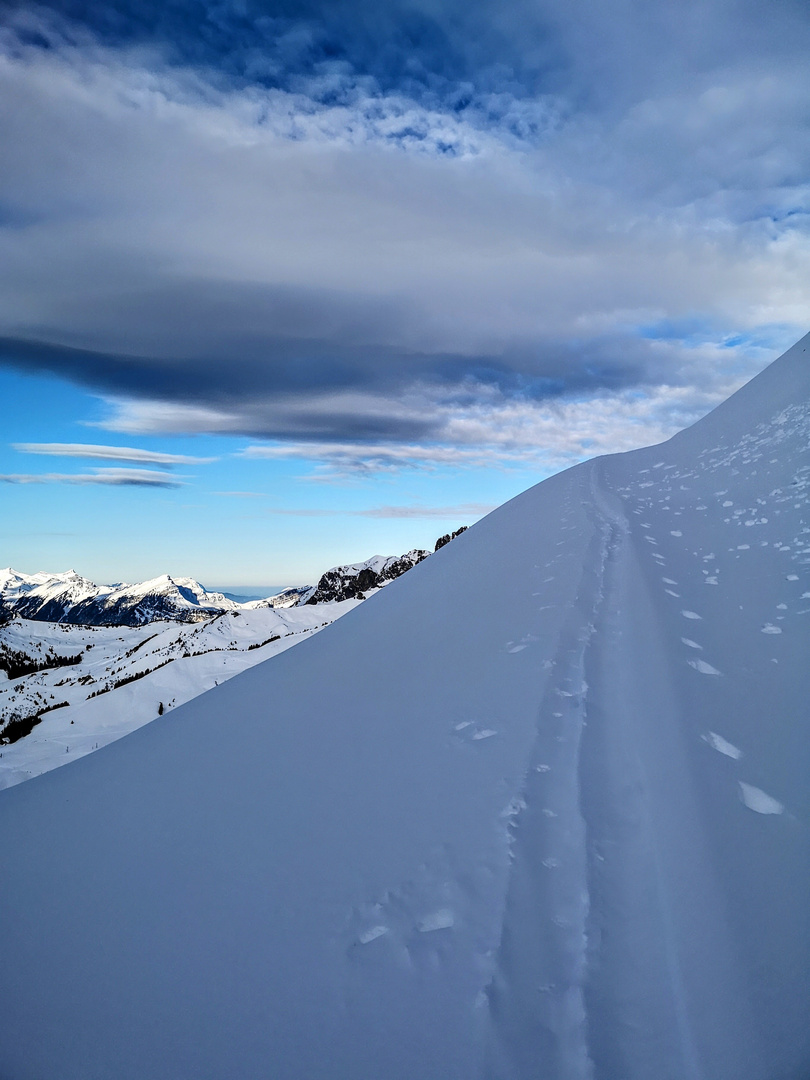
[0,334,808,1080]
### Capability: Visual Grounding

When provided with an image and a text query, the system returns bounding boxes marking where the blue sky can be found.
[1,0,808,585]
[0,365,535,583]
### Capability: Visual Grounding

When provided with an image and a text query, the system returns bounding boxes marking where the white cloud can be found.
[235,372,747,478]
[89,401,244,436]
[0,10,807,460]
[12,442,216,465]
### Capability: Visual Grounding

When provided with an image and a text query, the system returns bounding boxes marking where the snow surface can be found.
[0,334,808,1080]
[0,603,359,789]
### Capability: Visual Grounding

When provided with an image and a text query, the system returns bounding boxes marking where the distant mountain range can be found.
[0,528,467,627]
[0,568,238,627]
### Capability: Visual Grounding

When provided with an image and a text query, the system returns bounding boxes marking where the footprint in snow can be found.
[702,731,742,759]
[739,782,784,815]
[688,659,722,675]
[417,909,454,932]
[453,722,497,742]
[357,925,389,945]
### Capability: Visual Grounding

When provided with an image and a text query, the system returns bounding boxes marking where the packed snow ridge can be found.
[0,337,808,1080]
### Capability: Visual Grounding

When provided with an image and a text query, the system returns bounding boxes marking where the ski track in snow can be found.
[487,381,810,1077]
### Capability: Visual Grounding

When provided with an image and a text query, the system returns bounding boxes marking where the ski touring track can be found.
[485,456,763,1080]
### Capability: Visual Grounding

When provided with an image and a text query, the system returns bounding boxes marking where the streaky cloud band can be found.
[0,468,186,488]
[12,442,216,465]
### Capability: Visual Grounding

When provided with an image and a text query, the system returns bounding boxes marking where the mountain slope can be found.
[0,568,239,625]
[0,602,360,789]
[0,334,807,1080]
[0,530,466,624]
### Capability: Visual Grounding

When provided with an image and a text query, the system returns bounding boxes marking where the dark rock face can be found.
[434,526,468,551]
[304,551,430,605]
[302,527,470,605]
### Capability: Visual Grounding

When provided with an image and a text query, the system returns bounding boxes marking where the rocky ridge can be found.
[1,527,469,627]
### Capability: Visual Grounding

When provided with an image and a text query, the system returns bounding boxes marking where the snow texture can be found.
[0,333,808,1080]
[0,603,359,789]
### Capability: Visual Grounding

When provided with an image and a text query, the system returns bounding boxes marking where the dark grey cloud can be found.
[0,1,807,452]
[0,325,675,442]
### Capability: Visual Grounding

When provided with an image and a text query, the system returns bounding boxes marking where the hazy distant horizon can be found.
[212,585,294,601]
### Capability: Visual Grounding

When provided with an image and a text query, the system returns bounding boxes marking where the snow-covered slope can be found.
[0,602,360,789]
[0,334,808,1080]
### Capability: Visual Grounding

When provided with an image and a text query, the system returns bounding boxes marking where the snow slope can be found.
[0,602,360,789]
[0,334,808,1080]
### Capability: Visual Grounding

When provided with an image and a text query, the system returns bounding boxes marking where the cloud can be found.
[0,4,807,464]
[0,468,185,487]
[12,442,216,465]
[233,371,749,478]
